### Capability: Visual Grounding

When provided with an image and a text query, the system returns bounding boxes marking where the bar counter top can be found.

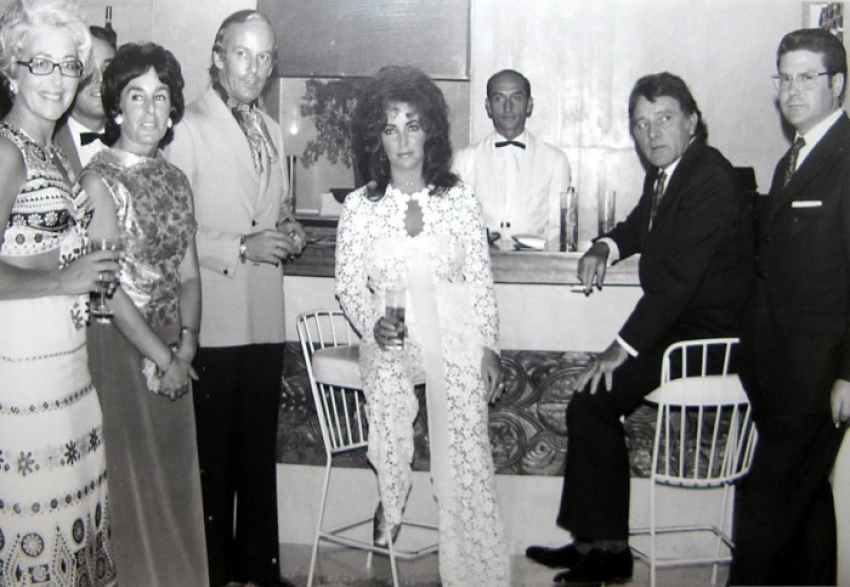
[284,242,641,286]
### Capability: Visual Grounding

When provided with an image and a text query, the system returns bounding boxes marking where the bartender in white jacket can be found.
[453,69,572,250]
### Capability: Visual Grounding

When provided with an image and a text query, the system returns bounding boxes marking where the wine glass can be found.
[87,237,123,323]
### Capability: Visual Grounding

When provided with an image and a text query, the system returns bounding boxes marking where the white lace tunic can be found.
[335,182,509,587]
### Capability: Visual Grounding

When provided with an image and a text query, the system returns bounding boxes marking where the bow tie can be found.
[495,140,526,149]
[79,131,105,146]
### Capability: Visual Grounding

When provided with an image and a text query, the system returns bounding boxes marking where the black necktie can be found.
[79,131,105,146]
[495,140,526,149]
[780,137,805,191]
[649,170,667,230]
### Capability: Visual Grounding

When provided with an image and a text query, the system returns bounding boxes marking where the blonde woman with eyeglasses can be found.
[0,0,120,584]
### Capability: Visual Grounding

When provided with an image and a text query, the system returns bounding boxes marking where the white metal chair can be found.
[630,338,758,587]
[296,310,437,587]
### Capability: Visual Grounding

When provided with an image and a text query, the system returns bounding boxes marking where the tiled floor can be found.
[280,543,730,587]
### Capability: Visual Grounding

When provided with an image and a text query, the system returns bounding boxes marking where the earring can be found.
[8,79,16,95]
[114,114,123,125]
[166,118,173,129]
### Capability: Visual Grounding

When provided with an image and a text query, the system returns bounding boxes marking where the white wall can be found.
[467,0,804,245]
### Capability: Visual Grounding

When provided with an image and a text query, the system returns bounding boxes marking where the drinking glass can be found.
[560,188,578,252]
[598,190,616,237]
[385,286,406,349]
[87,237,123,323]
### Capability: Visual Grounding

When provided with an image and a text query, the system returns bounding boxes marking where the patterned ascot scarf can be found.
[214,81,279,174]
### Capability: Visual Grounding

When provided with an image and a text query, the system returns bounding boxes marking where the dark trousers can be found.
[556,325,721,541]
[556,342,665,540]
[729,411,845,586]
[192,343,285,586]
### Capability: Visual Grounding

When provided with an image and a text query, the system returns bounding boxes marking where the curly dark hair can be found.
[351,65,458,198]
[101,42,184,148]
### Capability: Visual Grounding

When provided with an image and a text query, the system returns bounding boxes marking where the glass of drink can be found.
[560,188,578,252]
[597,190,616,237]
[385,286,406,349]
[87,237,123,324]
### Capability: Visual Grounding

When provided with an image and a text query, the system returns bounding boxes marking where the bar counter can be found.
[284,241,641,286]
[282,237,644,352]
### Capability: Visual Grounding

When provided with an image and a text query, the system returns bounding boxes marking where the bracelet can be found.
[238,234,247,264]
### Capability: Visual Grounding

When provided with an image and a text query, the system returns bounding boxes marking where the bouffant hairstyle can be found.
[351,65,458,198]
[0,0,92,80]
[101,42,185,149]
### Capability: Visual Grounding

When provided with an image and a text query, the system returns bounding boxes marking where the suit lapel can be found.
[763,113,850,226]
[647,139,705,233]
[200,88,262,182]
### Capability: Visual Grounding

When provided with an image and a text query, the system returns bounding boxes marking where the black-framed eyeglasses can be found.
[16,58,85,78]
[771,71,831,91]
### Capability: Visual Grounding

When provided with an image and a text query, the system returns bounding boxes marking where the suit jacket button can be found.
[252,220,258,226]
[762,235,772,244]
[758,270,767,279]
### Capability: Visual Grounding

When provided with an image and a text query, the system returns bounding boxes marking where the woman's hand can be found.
[374,315,405,351]
[482,347,504,405]
[60,250,121,295]
[158,355,197,401]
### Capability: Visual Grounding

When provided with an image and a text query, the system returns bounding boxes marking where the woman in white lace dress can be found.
[335,65,509,587]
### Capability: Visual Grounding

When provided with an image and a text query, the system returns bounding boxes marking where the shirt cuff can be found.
[597,237,620,264]
[616,334,639,358]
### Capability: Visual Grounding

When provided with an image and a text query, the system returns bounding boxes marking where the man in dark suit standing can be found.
[730,28,850,586]
[525,72,754,584]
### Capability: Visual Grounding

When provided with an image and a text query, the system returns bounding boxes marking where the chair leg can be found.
[389,531,399,587]
[307,461,334,587]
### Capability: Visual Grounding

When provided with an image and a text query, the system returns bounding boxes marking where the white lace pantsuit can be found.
[336,182,509,587]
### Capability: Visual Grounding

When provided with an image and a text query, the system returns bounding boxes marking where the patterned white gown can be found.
[0,122,117,586]
[335,182,509,587]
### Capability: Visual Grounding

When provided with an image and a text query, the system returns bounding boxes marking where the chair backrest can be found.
[646,338,757,488]
[296,310,368,457]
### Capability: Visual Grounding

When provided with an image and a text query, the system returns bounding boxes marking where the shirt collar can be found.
[494,129,529,145]
[795,108,843,166]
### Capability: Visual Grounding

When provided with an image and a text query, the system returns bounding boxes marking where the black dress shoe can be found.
[553,547,633,584]
[525,543,584,568]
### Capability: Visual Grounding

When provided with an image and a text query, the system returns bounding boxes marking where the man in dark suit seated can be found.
[730,28,850,586]
[525,72,755,585]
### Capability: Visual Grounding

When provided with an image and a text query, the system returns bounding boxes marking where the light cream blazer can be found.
[167,86,290,347]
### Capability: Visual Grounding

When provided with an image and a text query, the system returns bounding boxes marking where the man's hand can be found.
[573,340,629,394]
[577,241,610,295]
[277,219,307,255]
[831,379,850,428]
[243,229,301,265]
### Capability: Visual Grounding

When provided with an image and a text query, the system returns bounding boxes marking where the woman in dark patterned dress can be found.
[0,0,121,584]
[80,42,207,586]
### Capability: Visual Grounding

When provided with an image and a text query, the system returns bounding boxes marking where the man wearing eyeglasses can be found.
[54,26,116,176]
[731,28,850,586]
